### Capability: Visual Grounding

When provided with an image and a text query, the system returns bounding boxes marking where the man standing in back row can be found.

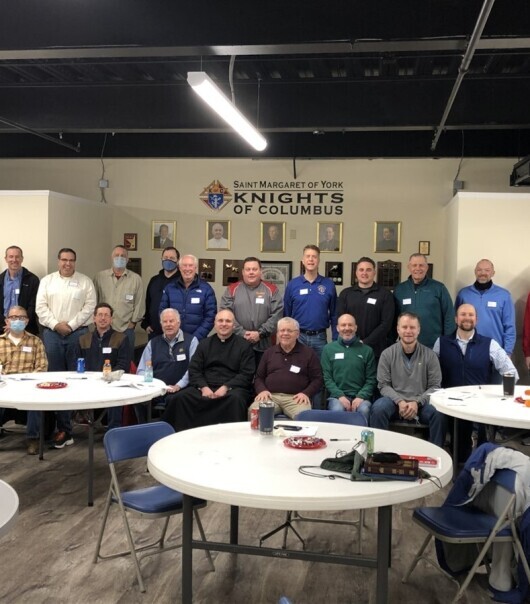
[220,256,283,367]
[283,244,337,359]
[337,256,395,360]
[394,253,454,348]
[36,248,97,448]
[93,245,145,350]
[455,259,515,356]
[0,246,40,335]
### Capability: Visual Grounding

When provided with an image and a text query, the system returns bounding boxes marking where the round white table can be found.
[0,372,166,505]
[0,480,18,538]
[148,421,452,604]
[431,385,530,429]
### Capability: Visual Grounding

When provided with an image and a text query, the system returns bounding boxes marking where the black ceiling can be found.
[1,0,530,159]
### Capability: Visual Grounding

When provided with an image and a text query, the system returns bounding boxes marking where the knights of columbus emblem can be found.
[200,180,233,212]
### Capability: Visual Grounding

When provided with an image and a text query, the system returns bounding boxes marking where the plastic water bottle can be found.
[102,359,112,378]
[144,360,154,383]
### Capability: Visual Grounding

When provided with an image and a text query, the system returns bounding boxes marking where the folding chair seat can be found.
[93,421,214,592]
[259,409,367,553]
[403,449,530,603]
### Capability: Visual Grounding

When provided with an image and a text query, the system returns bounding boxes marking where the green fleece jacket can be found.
[321,337,376,401]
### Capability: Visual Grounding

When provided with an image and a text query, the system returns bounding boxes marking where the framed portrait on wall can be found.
[152,221,176,250]
[260,222,285,253]
[374,221,401,253]
[206,220,231,251]
[318,222,343,252]
[261,261,292,296]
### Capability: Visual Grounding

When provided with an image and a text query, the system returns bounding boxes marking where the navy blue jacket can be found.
[159,274,217,340]
[438,331,492,387]
[151,332,193,385]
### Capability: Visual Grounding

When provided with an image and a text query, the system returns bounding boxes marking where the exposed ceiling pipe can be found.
[0,115,80,152]
[431,0,496,152]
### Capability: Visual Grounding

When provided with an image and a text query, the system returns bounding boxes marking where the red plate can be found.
[36,382,68,390]
[283,436,327,450]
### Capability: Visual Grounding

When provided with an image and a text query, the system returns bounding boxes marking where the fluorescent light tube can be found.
[187,71,267,151]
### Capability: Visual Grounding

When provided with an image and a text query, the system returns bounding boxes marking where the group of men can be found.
[0,240,522,462]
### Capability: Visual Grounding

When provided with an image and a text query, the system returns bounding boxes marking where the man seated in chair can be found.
[0,305,48,454]
[162,309,255,431]
[75,303,132,429]
[136,308,198,421]
[248,317,323,419]
[320,313,376,424]
[370,312,445,447]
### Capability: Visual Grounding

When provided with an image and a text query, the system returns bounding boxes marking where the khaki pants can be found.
[248,393,311,419]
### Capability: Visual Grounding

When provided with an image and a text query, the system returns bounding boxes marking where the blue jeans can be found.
[124,327,136,352]
[370,396,445,448]
[43,326,88,435]
[26,411,40,439]
[327,397,371,424]
[298,331,327,408]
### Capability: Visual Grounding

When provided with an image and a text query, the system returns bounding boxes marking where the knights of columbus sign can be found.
[200,180,233,212]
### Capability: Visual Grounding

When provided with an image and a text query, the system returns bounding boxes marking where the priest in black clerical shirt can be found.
[162,309,255,431]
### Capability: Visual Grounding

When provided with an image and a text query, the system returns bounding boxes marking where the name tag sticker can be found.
[102,347,112,354]
[367,297,377,305]
[290,365,301,373]
[15,288,20,295]
[176,354,186,361]
[191,297,200,304]
[22,346,32,353]
[300,288,309,295]
[255,298,265,304]
[125,294,134,301]
[487,301,497,308]
[403,298,412,305]
[334,352,345,360]
[69,281,78,287]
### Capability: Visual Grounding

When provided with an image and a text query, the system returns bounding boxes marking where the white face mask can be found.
[113,256,127,270]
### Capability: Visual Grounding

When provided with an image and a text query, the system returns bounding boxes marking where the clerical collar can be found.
[474,280,493,291]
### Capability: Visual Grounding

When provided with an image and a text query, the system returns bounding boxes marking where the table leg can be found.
[182,494,193,604]
[376,506,391,604]
[87,410,94,507]
[230,505,239,545]
[39,411,45,460]
[451,417,459,479]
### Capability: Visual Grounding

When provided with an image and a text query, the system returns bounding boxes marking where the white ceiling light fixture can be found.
[187,71,267,151]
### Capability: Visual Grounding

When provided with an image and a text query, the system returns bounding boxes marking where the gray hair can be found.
[179,254,198,269]
[160,308,181,321]
[278,317,300,331]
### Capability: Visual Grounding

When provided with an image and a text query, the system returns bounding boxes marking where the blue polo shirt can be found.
[284,274,337,338]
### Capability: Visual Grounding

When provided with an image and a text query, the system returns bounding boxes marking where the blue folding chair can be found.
[260,409,368,552]
[403,464,530,602]
[93,422,214,592]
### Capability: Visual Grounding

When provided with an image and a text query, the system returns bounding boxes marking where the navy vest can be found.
[439,332,492,387]
[151,333,193,385]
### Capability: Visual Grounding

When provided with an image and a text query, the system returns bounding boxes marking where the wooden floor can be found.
[0,421,517,604]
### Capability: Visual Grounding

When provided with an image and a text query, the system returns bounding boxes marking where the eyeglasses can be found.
[7,315,27,321]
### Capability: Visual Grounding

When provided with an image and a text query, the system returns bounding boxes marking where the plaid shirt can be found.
[0,331,48,374]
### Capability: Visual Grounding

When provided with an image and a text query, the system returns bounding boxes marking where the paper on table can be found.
[273,425,318,438]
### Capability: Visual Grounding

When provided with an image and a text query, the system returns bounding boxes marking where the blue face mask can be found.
[113,256,127,270]
[162,259,178,272]
[10,319,26,333]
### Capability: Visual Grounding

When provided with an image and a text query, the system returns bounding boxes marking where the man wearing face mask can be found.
[141,247,180,340]
[93,245,145,349]
[0,305,48,454]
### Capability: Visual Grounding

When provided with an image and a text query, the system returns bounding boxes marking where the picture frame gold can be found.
[317,222,343,253]
[151,221,176,250]
[260,221,286,253]
[419,240,430,255]
[206,220,231,251]
[374,221,401,253]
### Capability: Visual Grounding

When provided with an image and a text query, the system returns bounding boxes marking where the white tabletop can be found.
[0,480,19,538]
[148,422,453,512]
[430,385,530,429]
[0,372,166,411]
